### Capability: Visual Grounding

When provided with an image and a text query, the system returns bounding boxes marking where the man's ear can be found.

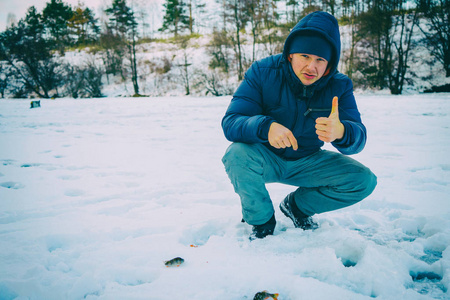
[288,54,293,62]
[323,66,331,76]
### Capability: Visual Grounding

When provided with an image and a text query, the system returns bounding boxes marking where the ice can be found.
[0,94,449,299]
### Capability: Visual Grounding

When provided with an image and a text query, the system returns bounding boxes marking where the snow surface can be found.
[0,94,449,300]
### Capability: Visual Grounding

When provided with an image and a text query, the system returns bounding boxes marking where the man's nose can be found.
[305,60,317,69]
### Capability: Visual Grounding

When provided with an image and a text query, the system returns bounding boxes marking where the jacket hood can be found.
[282,11,341,96]
[283,11,341,73]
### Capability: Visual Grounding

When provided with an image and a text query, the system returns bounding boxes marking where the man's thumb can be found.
[330,96,338,117]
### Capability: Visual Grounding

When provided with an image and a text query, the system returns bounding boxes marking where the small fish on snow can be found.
[164,257,184,267]
[253,290,279,300]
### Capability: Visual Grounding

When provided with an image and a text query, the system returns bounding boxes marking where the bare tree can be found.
[416,0,450,77]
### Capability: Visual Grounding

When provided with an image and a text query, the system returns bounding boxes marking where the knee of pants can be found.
[355,165,377,199]
[222,143,254,169]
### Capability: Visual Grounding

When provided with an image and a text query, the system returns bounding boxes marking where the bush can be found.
[424,84,450,93]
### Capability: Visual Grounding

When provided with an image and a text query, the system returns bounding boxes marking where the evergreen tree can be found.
[68,4,100,46]
[105,0,140,95]
[42,0,73,53]
[0,6,64,98]
[159,0,190,37]
[105,0,137,38]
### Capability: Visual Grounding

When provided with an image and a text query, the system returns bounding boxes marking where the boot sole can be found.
[279,199,299,227]
[279,199,318,230]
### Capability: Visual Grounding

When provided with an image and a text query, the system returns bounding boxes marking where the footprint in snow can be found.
[409,270,447,297]
[20,163,58,171]
[20,163,42,168]
[0,181,25,189]
[1,159,16,166]
[64,189,85,197]
[58,175,81,181]
[179,219,227,246]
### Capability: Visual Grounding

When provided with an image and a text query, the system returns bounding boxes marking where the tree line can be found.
[0,0,448,98]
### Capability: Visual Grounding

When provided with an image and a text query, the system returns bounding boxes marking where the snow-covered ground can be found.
[0,94,449,300]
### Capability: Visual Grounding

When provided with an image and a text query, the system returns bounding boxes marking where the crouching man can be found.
[221,11,377,239]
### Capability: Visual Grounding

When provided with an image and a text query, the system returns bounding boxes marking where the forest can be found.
[0,0,449,98]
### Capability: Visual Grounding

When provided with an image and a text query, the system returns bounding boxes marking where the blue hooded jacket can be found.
[222,11,366,160]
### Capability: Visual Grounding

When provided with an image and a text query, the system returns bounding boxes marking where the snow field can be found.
[0,94,449,299]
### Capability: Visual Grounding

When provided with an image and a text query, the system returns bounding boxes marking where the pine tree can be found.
[105,0,140,95]
[68,4,100,46]
[106,0,137,38]
[0,6,63,98]
[42,0,73,53]
[159,0,190,37]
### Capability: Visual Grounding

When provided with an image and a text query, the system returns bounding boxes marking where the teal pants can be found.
[222,143,377,225]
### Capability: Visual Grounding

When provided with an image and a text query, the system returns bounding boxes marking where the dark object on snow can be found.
[424,84,450,93]
[250,214,276,240]
[164,257,184,267]
[280,192,318,230]
[253,290,279,300]
[30,100,40,109]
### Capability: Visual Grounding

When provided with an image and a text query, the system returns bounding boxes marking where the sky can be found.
[0,0,163,32]
[0,0,104,31]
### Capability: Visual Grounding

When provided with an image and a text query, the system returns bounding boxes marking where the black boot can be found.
[280,192,318,230]
[249,214,276,240]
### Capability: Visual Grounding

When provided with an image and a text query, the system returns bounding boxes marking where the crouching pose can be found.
[221,11,377,239]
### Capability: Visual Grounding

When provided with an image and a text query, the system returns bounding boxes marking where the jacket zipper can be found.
[304,108,330,117]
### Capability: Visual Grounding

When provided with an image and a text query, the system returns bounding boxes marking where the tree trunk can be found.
[234,0,243,81]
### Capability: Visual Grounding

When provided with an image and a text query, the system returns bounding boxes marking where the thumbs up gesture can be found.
[315,96,345,143]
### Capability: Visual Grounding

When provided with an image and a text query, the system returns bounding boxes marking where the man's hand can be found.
[315,96,345,143]
[268,122,298,150]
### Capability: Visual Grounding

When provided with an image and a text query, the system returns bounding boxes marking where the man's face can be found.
[289,53,329,86]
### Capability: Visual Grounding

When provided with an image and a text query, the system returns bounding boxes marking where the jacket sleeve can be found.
[331,78,367,155]
[222,62,275,143]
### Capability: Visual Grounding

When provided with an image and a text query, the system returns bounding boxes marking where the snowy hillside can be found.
[61,26,450,99]
[0,94,449,299]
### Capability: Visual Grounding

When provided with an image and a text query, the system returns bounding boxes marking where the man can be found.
[221,11,377,239]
